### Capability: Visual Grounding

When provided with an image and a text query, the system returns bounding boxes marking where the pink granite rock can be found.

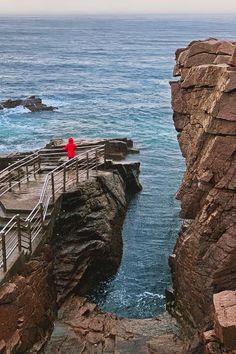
[214,291,236,351]
[171,39,236,334]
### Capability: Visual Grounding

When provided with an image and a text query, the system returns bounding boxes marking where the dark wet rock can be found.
[23,96,56,112]
[52,172,128,305]
[1,99,22,109]
[102,160,142,193]
[0,96,56,112]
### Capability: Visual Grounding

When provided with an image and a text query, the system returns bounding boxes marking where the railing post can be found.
[9,172,12,192]
[63,166,66,192]
[38,155,41,171]
[33,161,36,179]
[27,221,32,253]
[86,153,89,179]
[51,173,55,203]
[40,203,44,228]
[17,169,21,188]
[17,215,22,253]
[104,144,107,163]
[26,165,29,183]
[1,232,7,272]
[76,157,79,184]
[95,150,98,175]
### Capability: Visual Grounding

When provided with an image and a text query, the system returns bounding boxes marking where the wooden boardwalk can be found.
[0,143,106,282]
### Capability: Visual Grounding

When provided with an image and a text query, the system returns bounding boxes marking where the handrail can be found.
[0,144,106,273]
[0,163,41,197]
[0,214,20,272]
[0,152,38,176]
[49,145,103,174]
[28,145,105,224]
[39,143,106,152]
[0,153,41,198]
[0,214,18,232]
[40,145,105,213]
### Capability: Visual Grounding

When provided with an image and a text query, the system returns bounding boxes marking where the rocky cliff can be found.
[170,39,236,352]
[0,140,142,353]
[53,166,138,305]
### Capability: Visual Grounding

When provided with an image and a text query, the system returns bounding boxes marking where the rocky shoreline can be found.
[42,296,186,354]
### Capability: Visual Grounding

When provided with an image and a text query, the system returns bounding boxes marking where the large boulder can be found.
[214,291,236,351]
[22,96,56,112]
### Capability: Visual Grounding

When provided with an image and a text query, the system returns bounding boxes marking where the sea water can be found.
[1,14,236,318]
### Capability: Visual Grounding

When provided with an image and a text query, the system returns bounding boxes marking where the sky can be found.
[1,0,236,15]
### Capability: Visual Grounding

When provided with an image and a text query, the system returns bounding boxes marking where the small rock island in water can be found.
[0,96,57,112]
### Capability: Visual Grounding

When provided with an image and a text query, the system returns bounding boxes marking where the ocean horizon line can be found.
[1,12,236,17]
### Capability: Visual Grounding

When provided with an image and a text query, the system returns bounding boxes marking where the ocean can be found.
[1,14,236,318]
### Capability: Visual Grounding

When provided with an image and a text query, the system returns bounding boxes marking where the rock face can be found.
[0,146,141,353]
[170,38,236,337]
[0,96,56,112]
[0,255,56,353]
[202,290,236,354]
[53,172,128,305]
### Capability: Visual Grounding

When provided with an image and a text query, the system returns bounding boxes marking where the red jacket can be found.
[63,137,77,158]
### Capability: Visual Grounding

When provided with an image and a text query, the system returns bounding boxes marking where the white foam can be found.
[40,96,65,108]
[142,291,165,299]
[0,105,30,116]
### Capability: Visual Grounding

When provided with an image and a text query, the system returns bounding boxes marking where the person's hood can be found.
[68,137,74,143]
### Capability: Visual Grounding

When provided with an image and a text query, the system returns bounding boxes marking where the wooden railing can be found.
[0,145,105,273]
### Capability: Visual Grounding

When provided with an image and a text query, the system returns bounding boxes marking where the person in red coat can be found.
[63,137,77,159]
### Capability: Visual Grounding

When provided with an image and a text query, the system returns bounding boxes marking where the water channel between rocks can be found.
[86,140,183,318]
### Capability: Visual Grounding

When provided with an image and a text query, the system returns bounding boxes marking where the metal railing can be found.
[0,153,41,197]
[37,144,106,166]
[0,145,105,273]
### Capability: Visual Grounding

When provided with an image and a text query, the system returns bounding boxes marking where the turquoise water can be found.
[1,14,236,318]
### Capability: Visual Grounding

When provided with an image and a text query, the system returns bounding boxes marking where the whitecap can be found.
[40,96,65,108]
[142,291,165,299]
[0,105,30,116]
